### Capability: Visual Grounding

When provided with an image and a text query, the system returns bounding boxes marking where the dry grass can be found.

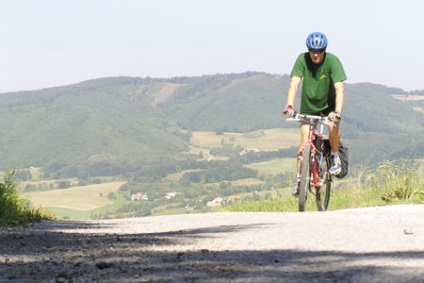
[26,181,126,211]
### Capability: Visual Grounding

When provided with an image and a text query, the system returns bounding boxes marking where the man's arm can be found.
[334,81,344,114]
[286,76,302,107]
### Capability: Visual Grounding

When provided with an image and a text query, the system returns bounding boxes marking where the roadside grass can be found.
[0,170,54,226]
[219,160,424,213]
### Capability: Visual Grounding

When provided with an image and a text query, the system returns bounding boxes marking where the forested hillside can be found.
[0,72,423,178]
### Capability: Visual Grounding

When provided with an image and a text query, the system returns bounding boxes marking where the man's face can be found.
[308,49,325,64]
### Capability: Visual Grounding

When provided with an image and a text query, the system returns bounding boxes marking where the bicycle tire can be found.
[316,155,332,211]
[298,144,311,212]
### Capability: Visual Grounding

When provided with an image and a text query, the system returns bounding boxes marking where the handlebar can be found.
[286,113,336,127]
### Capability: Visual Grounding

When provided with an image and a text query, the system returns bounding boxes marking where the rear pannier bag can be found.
[336,141,349,179]
[323,139,349,179]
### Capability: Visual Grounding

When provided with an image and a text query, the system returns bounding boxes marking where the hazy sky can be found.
[1,0,423,93]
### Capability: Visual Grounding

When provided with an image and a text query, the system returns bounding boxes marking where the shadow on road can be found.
[0,220,423,282]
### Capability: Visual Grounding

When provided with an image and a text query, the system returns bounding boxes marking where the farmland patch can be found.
[26,181,126,211]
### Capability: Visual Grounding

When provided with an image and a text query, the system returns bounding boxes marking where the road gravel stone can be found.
[0,204,423,282]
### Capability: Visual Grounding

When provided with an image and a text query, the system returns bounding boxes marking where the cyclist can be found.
[283,32,347,195]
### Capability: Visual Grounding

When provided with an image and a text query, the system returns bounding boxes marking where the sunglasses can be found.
[309,49,325,54]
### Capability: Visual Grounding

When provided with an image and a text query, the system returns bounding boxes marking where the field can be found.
[189,128,299,162]
[190,128,299,150]
[245,158,296,175]
[190,128,298,175]
[21,128,298,219]
[26,181,126,211]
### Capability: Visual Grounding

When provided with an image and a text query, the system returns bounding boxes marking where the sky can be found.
[1,0,424,93]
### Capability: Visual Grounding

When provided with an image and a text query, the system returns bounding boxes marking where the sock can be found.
[331,151,339,157]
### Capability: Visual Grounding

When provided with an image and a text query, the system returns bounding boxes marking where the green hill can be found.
[0,72,423,177]
[0,77,187,170]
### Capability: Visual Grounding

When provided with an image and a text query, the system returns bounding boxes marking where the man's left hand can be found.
[328,112,342,121]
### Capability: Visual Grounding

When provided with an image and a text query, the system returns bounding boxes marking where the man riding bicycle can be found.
[283,32,347,195]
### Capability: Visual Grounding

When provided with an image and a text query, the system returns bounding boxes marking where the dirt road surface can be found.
[1,204,424,282]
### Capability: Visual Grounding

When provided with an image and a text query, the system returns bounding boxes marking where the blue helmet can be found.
[306,32,328,50]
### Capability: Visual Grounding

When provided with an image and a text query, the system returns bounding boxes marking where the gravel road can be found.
[1,204,424,282]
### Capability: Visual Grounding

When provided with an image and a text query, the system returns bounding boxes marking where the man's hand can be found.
[328,111,342,122]
[283,105,296,118]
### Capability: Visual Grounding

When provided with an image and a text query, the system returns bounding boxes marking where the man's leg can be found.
[293,124,309,195]
[328,122,342,175]
[328,122,340,152]
[297,124,309,164]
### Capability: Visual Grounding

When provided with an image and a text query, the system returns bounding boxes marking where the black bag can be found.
[336,141,349,179]
[322,139,349,179]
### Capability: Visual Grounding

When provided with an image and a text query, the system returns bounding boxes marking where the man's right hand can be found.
[283,105,296,118]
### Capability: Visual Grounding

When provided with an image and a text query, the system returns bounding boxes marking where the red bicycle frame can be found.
[306,120,323,188]
[302,115,330,189]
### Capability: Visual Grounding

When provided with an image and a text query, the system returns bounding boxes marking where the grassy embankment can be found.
[221,159,424,212]
[0,170,54,226]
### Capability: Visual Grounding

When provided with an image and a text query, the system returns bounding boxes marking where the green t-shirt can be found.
[290,52,347,114]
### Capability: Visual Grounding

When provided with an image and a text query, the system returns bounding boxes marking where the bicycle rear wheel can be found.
[298,144,311,212]
[316,155,332,211]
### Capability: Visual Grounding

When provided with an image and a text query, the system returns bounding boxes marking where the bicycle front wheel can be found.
[298,144,311,212]
[316,155,332,211]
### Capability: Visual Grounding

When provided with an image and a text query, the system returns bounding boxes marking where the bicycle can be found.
[287,113,334,212]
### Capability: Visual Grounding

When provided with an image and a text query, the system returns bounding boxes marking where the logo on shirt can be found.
[320,74,327,80]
